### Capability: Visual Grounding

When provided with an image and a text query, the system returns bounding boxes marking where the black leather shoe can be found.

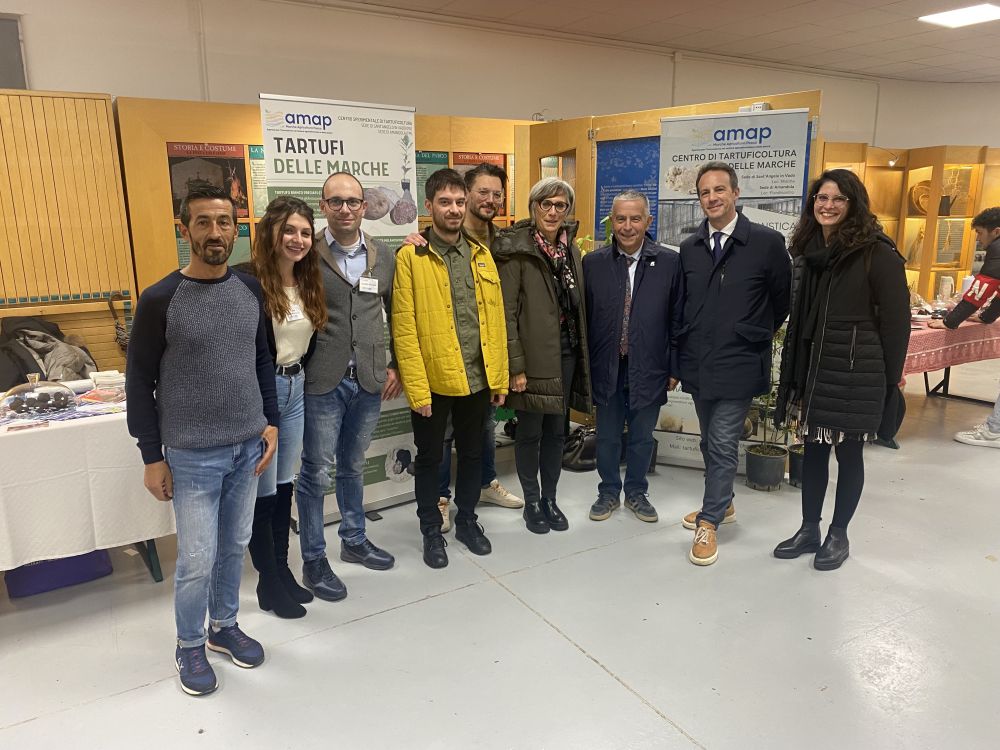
[814,526,850,571]
[302,557,348,601]
[773,521,822,559]
[523,500,550,534]
[341,539,395,571]
[541,498,568,531]
[455,522,492,556]
[423,532,449,569]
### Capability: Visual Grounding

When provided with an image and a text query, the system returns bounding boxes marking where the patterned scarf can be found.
[533,228,580,348]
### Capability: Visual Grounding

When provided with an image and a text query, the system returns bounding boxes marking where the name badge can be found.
[359,276,379,294]
[286,303,306,322]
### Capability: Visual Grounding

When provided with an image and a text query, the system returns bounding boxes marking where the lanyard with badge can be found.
[358,266,378,294]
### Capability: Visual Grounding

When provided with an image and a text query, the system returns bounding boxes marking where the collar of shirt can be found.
[707,214,739,247]
[326,227,366,258]
[430,228,469,259]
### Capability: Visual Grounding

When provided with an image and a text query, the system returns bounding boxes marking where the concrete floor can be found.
[1,361,997,750]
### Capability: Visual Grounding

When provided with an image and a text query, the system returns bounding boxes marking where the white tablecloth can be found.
[0,413,175,570]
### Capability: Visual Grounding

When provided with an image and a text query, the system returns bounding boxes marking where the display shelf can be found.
[896,146,986,299]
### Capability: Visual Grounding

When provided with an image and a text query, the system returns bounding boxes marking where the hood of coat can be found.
[493,218,580,260]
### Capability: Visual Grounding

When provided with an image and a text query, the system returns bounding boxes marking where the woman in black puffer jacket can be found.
[773,169,910,570]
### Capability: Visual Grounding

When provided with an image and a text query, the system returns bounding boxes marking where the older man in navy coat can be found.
[678,162,791,567]
[584,191,684,525]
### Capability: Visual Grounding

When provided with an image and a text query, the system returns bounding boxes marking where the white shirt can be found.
[618,247,641,289]
[274,286,314,367]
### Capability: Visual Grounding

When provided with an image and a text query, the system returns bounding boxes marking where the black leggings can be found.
[801,440,865,529]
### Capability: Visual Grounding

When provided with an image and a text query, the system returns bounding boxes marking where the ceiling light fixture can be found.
[919,3,1000,28]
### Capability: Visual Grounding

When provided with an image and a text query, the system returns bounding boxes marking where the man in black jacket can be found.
[677,162,791,566]
[584,191,684,524]
[929,206,1000,448]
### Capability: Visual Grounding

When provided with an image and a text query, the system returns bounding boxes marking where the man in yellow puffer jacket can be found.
[392,169,508,569]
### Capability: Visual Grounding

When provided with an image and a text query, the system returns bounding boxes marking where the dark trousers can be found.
[801,440,865,529]
[411,389,491,534]
[693,396,752,527]
[595,357,660,499]
[515,344,576,505]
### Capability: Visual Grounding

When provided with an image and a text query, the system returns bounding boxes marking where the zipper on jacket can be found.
[802,289,832,427]
[849,325,857,372]
[719,263,727,288]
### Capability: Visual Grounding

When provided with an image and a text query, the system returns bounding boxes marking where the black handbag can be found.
[562,426,597,472]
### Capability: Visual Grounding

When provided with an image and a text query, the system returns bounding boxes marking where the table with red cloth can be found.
[903,321,1000,402]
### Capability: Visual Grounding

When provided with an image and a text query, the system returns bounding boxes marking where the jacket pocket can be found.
[372,343,387,383]
[734,322,772,343]
[849,325,858,372]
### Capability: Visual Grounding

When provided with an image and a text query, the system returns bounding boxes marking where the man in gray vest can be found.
[296,171,401,601]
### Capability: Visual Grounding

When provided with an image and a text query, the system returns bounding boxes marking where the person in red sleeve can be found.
[928,206,1000,448]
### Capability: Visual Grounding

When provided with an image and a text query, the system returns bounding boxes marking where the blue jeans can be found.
[438,406,497,499]
[257,371,305,497]
[596,359,660,499]
[296,375,382,557]
[693,397,752,528]
[989,391,1000,433]
[166,435,263,647]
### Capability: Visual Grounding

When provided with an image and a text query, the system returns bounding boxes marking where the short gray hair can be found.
[611,190,650,216]
[696,161,739,191]
[528,177,575,215]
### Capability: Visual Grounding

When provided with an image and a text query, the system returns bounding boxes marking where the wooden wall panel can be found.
[0,89,135,375]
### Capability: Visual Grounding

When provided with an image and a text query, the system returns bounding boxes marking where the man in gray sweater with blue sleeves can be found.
[126,186,279,697]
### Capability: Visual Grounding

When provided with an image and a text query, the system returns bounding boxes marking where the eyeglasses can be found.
[539,199,570,214]
[474,189,504,203]
[322,196,363,211]
[813,194,849,206]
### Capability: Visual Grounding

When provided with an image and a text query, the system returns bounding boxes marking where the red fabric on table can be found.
[903,321,1000,376]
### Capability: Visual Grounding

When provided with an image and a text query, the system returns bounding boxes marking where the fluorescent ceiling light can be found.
[919,3,1000,28]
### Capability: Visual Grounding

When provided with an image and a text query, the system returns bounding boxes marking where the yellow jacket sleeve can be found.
[391,245,432,410]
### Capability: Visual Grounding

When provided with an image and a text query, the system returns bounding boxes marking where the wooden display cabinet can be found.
[821,142,905,246]
[898,146,986,300]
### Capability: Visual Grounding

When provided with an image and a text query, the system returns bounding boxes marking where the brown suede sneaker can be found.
[682,503,735,530]
[689,520,718,566]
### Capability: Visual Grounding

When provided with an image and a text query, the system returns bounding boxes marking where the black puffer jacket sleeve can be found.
[869,243,911,384]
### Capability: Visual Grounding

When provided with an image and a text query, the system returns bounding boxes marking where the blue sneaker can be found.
[207,624,265,668]
[175,644,218,696]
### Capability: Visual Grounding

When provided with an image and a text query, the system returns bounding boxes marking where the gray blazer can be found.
[306,230,396,396]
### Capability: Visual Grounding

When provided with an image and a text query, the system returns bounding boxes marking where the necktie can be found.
[712,231,724,264]
[619,255,637,357]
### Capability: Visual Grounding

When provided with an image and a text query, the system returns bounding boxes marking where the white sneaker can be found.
[438,497,451,532]
[479,479,524,508]
[954,423,1000,448]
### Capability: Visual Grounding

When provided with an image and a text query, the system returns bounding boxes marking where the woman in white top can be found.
[246,196,327,618]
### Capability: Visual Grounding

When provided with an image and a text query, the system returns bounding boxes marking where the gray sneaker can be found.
[589,495,620,521]
[625,493,658,523]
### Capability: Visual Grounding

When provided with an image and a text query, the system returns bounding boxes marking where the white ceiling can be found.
[324,0,1000,83]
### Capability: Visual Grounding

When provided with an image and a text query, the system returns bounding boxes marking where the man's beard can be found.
[192,239,233,265]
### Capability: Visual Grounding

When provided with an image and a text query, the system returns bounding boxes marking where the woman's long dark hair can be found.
[252,196,327,330]
[788,169,882,256]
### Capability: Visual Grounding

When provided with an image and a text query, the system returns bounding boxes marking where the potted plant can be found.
[745,326,790,491]
[787,442,805,488]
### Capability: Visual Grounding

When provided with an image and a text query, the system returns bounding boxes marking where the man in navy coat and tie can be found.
[584,190,684,525]
[678,162,791,567]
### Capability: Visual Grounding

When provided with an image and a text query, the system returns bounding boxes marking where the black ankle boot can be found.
[274,483,312,603]
[256,574,306,619]
[773,521,821,559]
[814,526,850,571]
[541,498,568,531]
[523,499,550,534]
